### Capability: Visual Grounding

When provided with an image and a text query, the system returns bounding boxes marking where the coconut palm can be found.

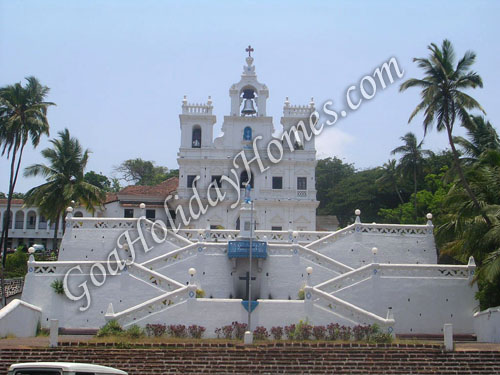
[453,115,500,165]
[23,129,105,247]
[0,76,54,306]
[391,132,433,220]
[376,159,405,205]
[400,39,489,225]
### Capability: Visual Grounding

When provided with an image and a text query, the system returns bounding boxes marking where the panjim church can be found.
[0,50,493,341]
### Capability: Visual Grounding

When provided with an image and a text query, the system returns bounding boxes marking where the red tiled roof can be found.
[0,199,24,205]
[118,177,179,198]
[104,193,118,204]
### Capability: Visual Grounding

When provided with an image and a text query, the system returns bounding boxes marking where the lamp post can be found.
[306,266,313,286]
[188,267,196,285]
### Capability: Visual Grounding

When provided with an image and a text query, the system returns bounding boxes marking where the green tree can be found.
[23,129,105,247]
[376,159,404,205]
[84,171,112,191]
[316,157,355,212]
[114,158,171,186]
[400,39,489,225]
[0,76,54,306]
[391,132,433,220]
[453,115,500,165]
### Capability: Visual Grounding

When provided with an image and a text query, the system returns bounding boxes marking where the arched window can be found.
[74,211,84,218]
[240,170,254,188]
[243,126,252,141]
[192,126,201,148]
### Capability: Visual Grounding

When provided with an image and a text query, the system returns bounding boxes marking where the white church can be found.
[0,50,497,343]
[175,47,318,231]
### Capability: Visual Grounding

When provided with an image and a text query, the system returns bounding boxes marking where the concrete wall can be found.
[0,299,41,337]
[473,307,500,343]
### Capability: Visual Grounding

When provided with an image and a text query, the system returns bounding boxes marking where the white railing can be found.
[141,243,199,269]
[266,244,353,274]
[283,105,313,117]
[177,229,331,244]
[310,287,394,328]
[68,217,138,230]
[315,263,474,295]
[182,103,213,115]
[306,225,355,251]
[127,263,185,293]
[358,223,433,236]
[107,286,190,326]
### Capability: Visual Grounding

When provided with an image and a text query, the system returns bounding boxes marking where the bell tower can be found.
[229,46,269,117]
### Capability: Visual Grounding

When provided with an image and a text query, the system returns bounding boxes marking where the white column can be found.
[23,209,27,232]
[35,211,40,231]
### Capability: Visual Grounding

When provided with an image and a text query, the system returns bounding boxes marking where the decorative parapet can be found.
[315,263,474,295]
[181,95,213,115]
[0,278,24,298]
[283,97,315,117]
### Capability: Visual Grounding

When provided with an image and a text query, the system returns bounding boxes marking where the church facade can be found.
[175,51,319,231]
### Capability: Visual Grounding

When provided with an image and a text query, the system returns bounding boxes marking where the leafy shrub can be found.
[284,324,296,340]
[96,320,123,337]
[5,249,29,278]
[298,288,305,300]
[326,323,340,340]
[168,324,187,338]
[312,325,326,340]
[196,289,205,298]
[338,325,352,341]
[295,320,312,340]
[270,326,283,340]
[145,324,166,337]
[214,327,222,339]
[124,324,144,339]
[188,325,206,339]
[221,325,233,339]
[232,321,247,340]
[36,321,49,337]
[50,279,64,295]
[352,325,371,341]
[367,323,393,343]
[253,326,269,340]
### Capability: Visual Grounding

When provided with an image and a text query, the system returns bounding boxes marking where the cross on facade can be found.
[246,45,254,57]
[239,271,256,301]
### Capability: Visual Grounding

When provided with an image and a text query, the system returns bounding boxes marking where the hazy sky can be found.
[1,0,499,193]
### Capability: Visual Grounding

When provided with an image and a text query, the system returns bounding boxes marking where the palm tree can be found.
[376,159,405,205]
[400,39,489,225]
[23,129,105,247]
[0,77,54,306]
[391,132,433,220]
[453,115,500,165]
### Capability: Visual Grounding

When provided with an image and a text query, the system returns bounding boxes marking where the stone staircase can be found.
[1,344,499,374]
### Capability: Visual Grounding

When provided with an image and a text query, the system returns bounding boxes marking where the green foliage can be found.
[5,249,29,278]
[96,320,124,337]
[36,321,49,336]
[84,171,112,191]
[297,288,305,300]
[50,279,64,295]
[124,324,145,339]
[114,158,175,186]
[195,289,205,298]
[23,129,106,235]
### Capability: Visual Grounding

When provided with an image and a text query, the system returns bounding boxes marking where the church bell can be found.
[241,89,257,116]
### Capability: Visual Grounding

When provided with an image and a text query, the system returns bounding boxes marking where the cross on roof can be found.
[246,45,254,57]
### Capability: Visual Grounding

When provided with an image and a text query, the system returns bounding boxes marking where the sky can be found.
[1,0,499,193]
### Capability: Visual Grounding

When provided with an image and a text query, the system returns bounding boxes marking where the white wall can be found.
[473,307,500,343]
[0,299,41,337]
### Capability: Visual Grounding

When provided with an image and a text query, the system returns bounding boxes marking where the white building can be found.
[175,52,319,231]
